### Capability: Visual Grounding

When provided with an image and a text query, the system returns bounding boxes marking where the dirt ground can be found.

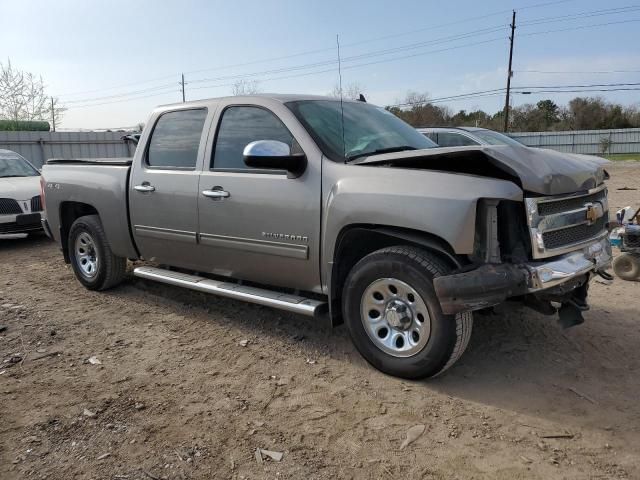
[2,162,640,480]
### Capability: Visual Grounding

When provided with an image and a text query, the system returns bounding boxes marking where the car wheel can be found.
[342,246,472,379]
[68,215,126,290]
[613,252,640,281]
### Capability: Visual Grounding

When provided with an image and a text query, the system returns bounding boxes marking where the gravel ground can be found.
[1,162,640,480]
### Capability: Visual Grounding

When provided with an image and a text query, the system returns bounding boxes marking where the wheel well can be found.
[59,202,99,263]
[329,225,462,326]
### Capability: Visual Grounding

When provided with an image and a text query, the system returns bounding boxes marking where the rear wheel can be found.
[342,246,472,379]
[68,215,126,290]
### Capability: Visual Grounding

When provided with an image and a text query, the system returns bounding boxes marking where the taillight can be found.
[39,176,46,212]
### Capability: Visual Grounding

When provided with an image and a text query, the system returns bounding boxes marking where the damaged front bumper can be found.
[434,235,612,315]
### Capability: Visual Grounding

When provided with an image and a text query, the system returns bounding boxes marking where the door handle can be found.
[202,189,230,199]
[134,184,156,193]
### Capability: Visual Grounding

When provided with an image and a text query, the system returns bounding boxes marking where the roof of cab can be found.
[158,93,351,109]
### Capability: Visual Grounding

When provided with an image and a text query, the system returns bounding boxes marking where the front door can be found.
[129,107,209,268]
[197,102,321,292]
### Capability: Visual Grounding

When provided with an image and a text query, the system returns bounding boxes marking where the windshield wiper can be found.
[0,175,27,178]
[346,145,417,162]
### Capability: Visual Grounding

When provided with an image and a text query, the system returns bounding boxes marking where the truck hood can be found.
[0,175,40,200]
[353,145,609,196]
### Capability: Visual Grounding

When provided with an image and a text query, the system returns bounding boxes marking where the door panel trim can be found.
[134,225,197,243]
[199,232,308,259]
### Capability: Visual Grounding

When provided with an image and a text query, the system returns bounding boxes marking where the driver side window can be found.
[212,106,295,170]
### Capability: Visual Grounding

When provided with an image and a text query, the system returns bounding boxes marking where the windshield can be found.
[286,100,437,161]
[471,130,525,147]
[0,154,40,178]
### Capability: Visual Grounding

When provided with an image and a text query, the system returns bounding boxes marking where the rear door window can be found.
[436,132,479,147]
[147,109,208,168]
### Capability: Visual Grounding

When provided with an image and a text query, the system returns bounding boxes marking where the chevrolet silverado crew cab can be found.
[41,95,612,379]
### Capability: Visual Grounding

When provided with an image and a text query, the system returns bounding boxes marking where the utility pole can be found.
[503,10,516,132]
[51,97,56,132]
[181,73,186,103]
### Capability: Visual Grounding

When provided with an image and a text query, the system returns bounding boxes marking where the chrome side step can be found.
[133,266,327,317]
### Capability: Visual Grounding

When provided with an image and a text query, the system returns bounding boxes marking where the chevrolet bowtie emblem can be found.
[585,202,604,225]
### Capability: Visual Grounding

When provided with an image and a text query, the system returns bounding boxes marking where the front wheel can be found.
[342,246,472,379]
[68,215,127,290]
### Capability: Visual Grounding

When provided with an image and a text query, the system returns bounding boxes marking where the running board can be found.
[133,266,327,317]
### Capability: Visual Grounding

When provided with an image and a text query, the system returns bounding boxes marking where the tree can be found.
[330,81,365,100]
[387,91,449,127]
[536,99,559,128]
[0,59,64,129]
[383,90,639,131]
[231,79,261,95]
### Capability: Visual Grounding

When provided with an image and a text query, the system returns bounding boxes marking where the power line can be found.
[68,35,508,107]
[187,25,507,86]
[62,82,177,104]
[514,69,640,74]
[54,0,574,99]
[388,88,507,108]
[518,17,640,38]
[517,87,640,94]
[519,5,640,27]
[63,6,640,110]
[513,82,640,89]
[56,74,179,98]
[185,37,506,94]
[69,88,180,109]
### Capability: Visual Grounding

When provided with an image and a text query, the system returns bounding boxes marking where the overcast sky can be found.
[3,0,639,129]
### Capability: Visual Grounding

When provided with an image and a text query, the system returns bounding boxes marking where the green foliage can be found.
[388,93,640,132]
[0,119,50,131]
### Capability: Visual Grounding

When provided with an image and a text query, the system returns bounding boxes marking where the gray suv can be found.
[418,127,525,148]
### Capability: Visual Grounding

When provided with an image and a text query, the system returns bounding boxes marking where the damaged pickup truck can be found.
[41,95,612,379]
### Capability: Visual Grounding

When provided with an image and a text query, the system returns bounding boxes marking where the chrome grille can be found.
[525,184,609,259]
[31,195,42,212]
[0,198,22,215]
[537,189,607,216]
[542,216,607,250]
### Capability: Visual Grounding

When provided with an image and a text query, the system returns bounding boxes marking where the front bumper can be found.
[434,235,612,315]
[0,212,43,235]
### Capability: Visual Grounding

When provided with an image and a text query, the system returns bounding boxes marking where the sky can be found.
[2,0,640,129]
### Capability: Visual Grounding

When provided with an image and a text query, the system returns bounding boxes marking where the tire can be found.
[612,253,640,281]
[67,215,127,290]
[342,246,472,379]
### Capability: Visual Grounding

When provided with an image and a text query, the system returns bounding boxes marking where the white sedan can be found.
[0,149,43,235]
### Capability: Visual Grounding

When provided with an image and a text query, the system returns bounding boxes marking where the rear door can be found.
[129,107,210,268]
[196,100,322,292]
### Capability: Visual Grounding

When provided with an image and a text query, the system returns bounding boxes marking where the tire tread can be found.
[69,215,126,290]
[344,245,473,378]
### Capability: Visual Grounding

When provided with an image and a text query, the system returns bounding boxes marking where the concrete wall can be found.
[510,128,640,155]
[0,131,137,167]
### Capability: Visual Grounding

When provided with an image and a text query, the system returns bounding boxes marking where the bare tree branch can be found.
[330,82,365,100]
[231,79,261,96]
[0,59,64,128]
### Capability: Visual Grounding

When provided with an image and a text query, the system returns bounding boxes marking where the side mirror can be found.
[243,140,306,178]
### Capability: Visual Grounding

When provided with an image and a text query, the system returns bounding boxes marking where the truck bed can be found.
[46,157,133,166]
[42,160,138,260]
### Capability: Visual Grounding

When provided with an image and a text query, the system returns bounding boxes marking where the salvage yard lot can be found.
[2,162,640,480]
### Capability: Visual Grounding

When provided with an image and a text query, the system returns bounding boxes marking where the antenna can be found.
[336,34,346,160]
